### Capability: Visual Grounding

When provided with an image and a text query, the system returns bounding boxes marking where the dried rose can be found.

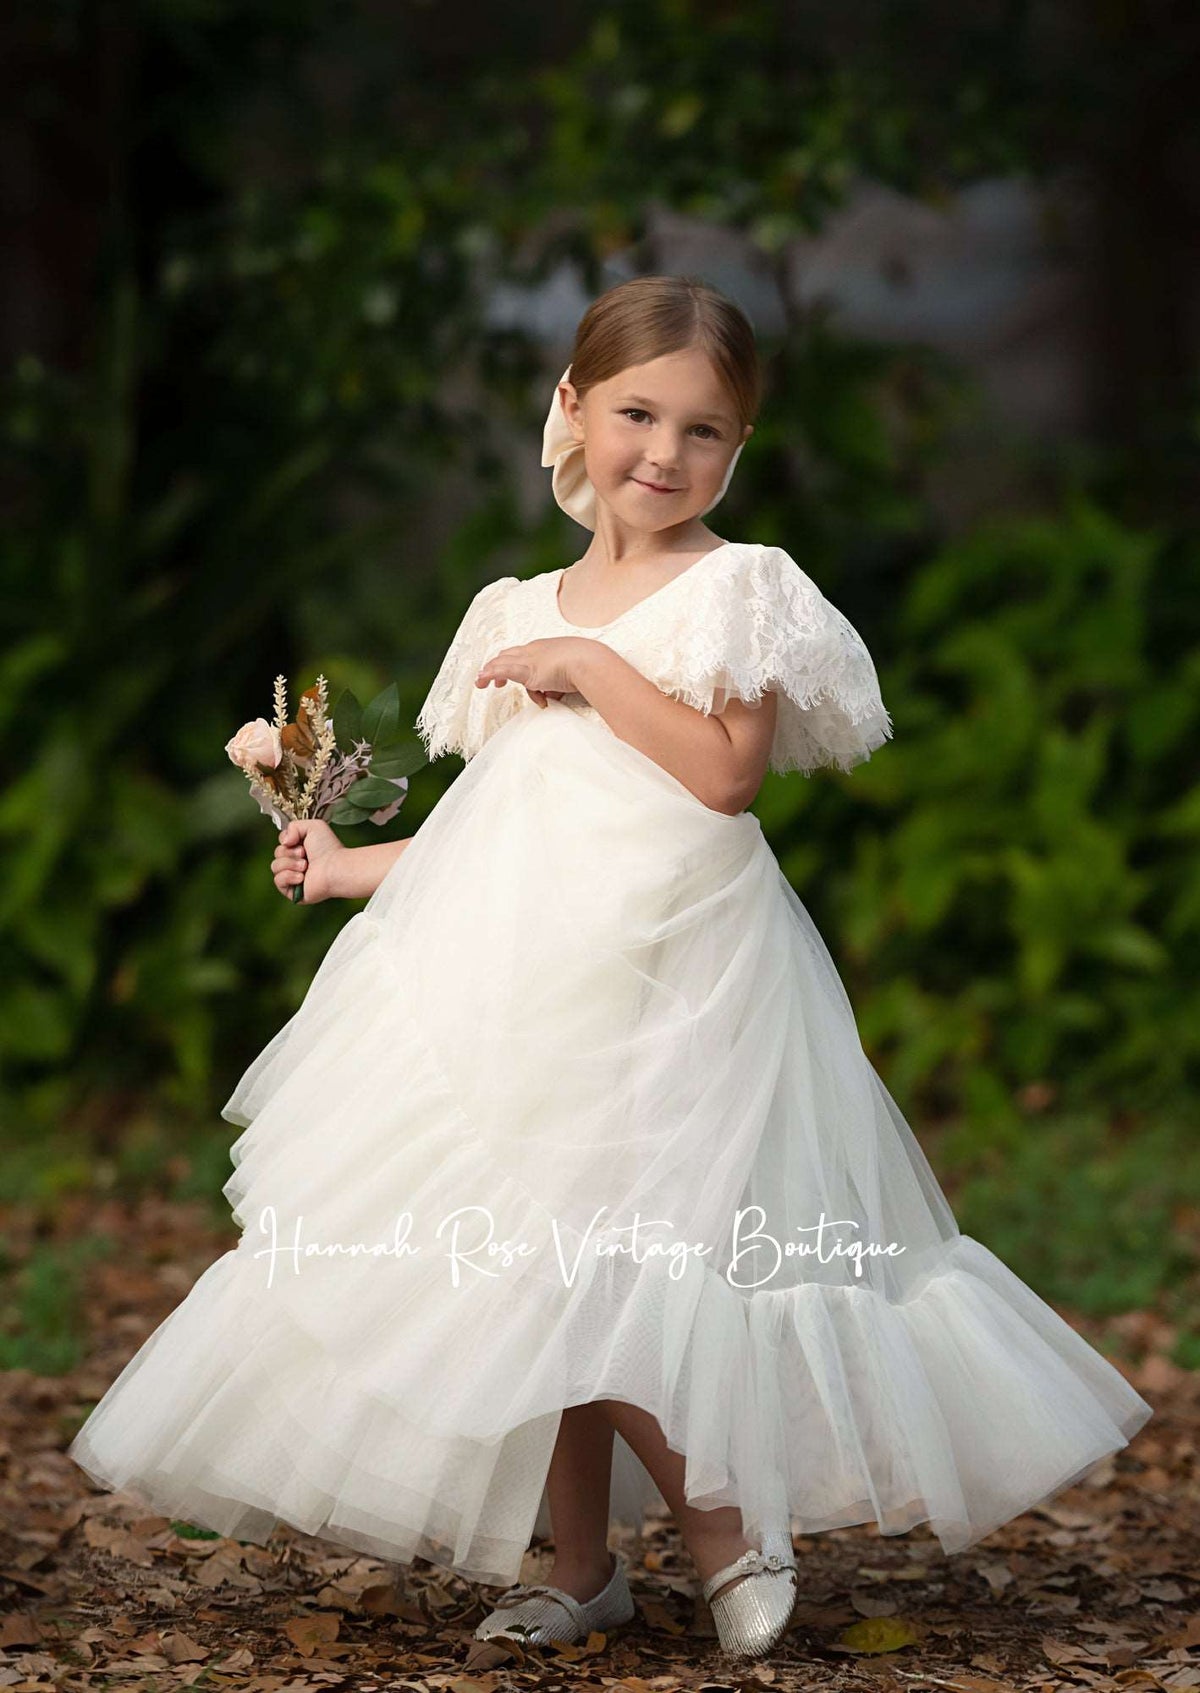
[225,719,283,774]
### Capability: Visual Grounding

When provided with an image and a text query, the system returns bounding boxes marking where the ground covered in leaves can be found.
[1,1193,1197,1693]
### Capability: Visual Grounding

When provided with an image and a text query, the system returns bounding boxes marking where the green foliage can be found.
[0,7,512,1130]
[945,1109,1200,1369]
[769,496,1199,1120]
[0,1233,116,1375]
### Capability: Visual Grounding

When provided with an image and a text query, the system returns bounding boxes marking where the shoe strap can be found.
[701,1547,796,1605]
[492,1551,619,1623]
[492,1582,587,1632]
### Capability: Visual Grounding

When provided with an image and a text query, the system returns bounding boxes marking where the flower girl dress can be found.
[68,540,1153,1586]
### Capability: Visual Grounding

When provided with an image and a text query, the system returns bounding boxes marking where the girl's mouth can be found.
[633,478,681,494]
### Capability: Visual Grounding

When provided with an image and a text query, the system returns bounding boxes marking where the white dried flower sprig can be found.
[273,673,288,733]
[226,673,427,904]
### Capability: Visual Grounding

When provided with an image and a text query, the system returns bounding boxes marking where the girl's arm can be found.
[274,822,414,902]
[572,642,777,815]
[328,837,414,899]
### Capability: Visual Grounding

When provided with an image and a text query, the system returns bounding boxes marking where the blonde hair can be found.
[567,275,762,430]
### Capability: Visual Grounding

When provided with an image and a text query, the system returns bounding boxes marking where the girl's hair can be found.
[567,275,762,431]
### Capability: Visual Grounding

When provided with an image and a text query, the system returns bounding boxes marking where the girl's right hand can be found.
[272,819,342,903]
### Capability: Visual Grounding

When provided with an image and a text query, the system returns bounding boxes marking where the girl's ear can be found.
[559,379,585,443]
[741,423,754,444]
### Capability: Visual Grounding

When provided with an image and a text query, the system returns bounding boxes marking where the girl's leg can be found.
[595,1399,757,1602]
[542,1402,619,1601]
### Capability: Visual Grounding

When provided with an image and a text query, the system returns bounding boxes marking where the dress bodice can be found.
[415,540,893,777]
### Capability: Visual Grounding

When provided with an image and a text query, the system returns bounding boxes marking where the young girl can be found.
[69,276,1153,1668]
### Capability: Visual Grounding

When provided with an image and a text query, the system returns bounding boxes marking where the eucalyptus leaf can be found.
[367,742,427,778]
[328,796,378,825]
[350,774,409,807]
[362,681,400,745]
[367,780,409,825]
[331,688,364,751]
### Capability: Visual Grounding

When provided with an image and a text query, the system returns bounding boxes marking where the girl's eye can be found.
[620,409,720,440]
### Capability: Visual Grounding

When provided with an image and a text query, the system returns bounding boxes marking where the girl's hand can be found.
[475,636,587,709]
[271,818,343,903]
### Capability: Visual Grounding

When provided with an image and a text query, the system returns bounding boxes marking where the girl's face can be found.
[559,347,752,536]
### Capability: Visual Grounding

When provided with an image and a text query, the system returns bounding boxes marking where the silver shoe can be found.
[701,1546,798,1660]
[471,1548,635,1650]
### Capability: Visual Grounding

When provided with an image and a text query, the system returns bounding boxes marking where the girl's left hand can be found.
[475,637,587,709]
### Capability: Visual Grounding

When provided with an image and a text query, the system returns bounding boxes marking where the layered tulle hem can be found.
[67,1222,1152,1587]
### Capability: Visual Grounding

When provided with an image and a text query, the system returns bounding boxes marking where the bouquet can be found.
[226,673,427,902]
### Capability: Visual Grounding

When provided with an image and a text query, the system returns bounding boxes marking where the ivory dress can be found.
[68,540,1153,1586]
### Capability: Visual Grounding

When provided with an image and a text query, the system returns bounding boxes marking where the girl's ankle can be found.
[547,1549,616,1602]
[689,1533,757,1593]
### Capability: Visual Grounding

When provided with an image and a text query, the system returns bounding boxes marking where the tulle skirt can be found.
[68,697,1153,1585]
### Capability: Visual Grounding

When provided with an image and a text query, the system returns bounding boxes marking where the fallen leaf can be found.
[159,1630,209,1664]
[283,1611,341,1656]
[836,1618,922,1654]
[0,1617,40,1650]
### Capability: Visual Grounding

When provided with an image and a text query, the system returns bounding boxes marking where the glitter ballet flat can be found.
[466,1548,635,1663]
[701,1546,799,1660]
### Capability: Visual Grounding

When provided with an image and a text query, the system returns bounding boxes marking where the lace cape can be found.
[415,542,893,777]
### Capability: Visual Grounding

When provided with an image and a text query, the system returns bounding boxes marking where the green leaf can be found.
[328,796,379,825]
[331,688,364,750]
[837,1617,922,1654]
[367,740,426,778]
[362,681,400,745]
[347,774,407,807]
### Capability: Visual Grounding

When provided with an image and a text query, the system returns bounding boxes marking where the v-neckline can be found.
[551,541,736,632]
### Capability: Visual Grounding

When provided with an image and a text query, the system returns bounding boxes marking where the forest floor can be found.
[1,1191,1197,1693]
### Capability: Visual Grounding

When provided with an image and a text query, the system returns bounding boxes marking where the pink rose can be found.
[226,718,283,772]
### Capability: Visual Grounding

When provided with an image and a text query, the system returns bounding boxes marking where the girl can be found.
[69,276,1153,1668]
